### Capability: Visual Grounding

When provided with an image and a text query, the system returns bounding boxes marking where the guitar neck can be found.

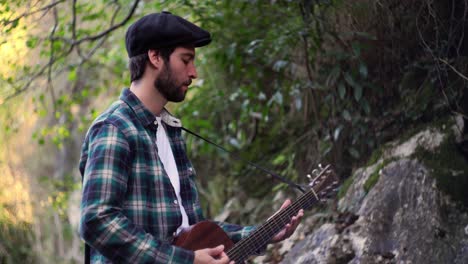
[226,189,320,263]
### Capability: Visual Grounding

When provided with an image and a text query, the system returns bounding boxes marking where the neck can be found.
[130,78,167,116]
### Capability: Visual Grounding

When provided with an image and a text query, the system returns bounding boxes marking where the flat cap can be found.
[125,11,211,57]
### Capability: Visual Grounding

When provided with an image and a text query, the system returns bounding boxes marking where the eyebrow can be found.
[180,52,195,59]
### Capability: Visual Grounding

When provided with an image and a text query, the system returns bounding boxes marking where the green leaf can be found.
[349,147,360,159]
[327,66,341,86]
[68,69,77,81]
[344,72,356,88]
[272,183,287,192]
[354,31,377,40]
[338,82,346,99]
[26,37,38,48]
[272,155,286,165]
[343,72,363,102]
[352,42,361,56]
[82,13,102,22]
[81,89,89,98]
[359,63,368,78]
[269,91,283,105]
[273,60,288,72]
[52,41,62,51]
[342,110,351,121]
[354,84,363,102]
[361,99,371,114]
[333,125,343,141]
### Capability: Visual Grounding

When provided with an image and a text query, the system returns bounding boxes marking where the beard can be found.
[154,63,189,102]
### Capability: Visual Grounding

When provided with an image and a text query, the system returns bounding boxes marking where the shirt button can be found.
[154,121,158,125]
[174,200,178,205]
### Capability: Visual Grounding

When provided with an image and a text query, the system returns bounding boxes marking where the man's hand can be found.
[194,245,234,264]
[270,199,304,243]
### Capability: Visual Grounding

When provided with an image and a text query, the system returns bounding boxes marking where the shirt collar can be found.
[120,88,182,128]
[160,108,182,128]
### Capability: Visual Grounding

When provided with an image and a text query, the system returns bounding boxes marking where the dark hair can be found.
[128,46,176,82]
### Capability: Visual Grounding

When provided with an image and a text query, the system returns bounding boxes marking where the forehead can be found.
[172,46,196,57]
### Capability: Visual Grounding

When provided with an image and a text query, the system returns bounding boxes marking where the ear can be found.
[147,49,163,70]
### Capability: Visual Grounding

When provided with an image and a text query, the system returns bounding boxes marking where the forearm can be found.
[80,207,194,263]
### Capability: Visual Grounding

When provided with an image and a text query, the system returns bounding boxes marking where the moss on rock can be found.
[414,133,468,207]
[337,175,354,200]
[363,158,397,194]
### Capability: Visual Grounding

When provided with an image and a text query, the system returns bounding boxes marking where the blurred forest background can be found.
[0,0,467,263]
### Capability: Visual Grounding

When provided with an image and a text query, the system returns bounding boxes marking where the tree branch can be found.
[71,0,139,46]
[1,0,140,103]
[2,0,65,26]
[77,0,122,64]
[438,58,468,82]
[47,7,59,112]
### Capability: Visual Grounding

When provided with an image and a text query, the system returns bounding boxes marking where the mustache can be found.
[183,80,192,86]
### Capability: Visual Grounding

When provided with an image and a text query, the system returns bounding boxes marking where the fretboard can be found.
[226,189,320,263]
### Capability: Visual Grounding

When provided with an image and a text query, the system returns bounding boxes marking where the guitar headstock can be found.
[307,164,339,202]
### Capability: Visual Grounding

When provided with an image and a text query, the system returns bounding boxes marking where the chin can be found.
[170,95,186,103]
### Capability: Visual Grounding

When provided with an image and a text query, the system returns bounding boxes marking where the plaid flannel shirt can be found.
[79,88,256,263]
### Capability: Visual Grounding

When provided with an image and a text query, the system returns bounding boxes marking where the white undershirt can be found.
[155,116,189,234]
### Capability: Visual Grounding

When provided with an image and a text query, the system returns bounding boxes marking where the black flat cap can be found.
[125,11,211,57]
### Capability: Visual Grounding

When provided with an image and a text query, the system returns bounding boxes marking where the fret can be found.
[227,189,321,262]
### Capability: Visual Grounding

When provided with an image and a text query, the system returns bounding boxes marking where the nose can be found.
[188,63,197,79]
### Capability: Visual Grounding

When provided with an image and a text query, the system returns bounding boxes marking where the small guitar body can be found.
[173,221,234,251]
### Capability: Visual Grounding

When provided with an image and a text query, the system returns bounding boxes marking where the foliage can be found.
[0,221,37,264]
[0,101,37,263]
[178,0,468,221]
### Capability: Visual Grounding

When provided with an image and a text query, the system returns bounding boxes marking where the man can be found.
[79,11,303,264]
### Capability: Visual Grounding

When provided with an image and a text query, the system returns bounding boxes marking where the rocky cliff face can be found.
[281,116,468,264]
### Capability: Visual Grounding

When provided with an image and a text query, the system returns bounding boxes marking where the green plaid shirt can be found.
[79,89,255,263]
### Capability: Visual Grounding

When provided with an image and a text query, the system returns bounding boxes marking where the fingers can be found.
[208,245,224,255]
[211,245,235,264]
[279,199,291,210]
[289,210,303,230]
[272,208,305,243]
[214,251,229,264]
[298,209,304,217]
[194,245,234,264]
[214,249,236,264]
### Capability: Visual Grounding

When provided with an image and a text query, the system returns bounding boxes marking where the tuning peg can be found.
[311,169,319,176]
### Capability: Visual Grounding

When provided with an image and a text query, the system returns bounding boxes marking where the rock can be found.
[281,224,337,264]
[281,124,468,264]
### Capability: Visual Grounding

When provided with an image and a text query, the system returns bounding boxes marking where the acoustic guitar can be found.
[173,165,338,263]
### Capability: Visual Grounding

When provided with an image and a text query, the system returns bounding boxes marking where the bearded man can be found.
[79,11,303,264]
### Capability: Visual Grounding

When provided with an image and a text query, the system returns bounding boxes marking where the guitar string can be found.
[227,189,320,261]
[227,172,335,261]
[228,193,315,262]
